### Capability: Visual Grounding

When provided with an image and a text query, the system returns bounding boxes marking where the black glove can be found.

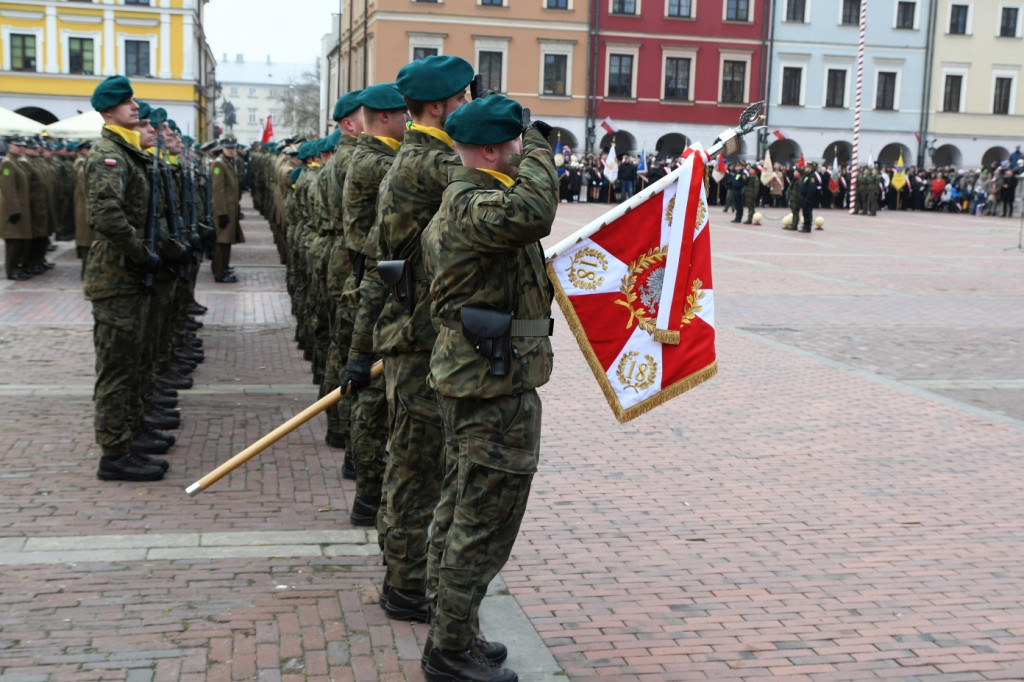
[142,249,162,274]
[340,358,372,395]
[9,213,20,225]
[218,214,228,229]
[528,119,553,140]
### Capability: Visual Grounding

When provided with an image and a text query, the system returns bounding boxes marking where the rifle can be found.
[142,131,162,289]
[158,135,187,280]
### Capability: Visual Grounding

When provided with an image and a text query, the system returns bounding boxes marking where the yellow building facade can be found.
[1,0,216,139]
[337,0,590,148]
[927,0,1024,167]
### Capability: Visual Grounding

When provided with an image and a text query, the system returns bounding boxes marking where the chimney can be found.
[267,55,271,65]
[236,53,243,63]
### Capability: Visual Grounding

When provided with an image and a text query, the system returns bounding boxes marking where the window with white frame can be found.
[999,6,1021,37]
[785,0,807,23]
[546,0,569,9]
[474,35,509,93]
[248,109,257,124]
[825,68,847,108]
[663,48,696,100]
[780,65,803,105]
[611,0,638,15]
[719,51,750,103]
[949,3,970,34]
[408,32,445,63]
[895,1,917,29]
[539,39,574,96]
[841,0,860,25]
[609,54,634,97]
[875,70,898,110]
[124,39,150,77]
[68,37,95,75]
[725,0,750,21]
[666,0,692,18]
[993,74,1015,114]
[942,73,964,111]
[248,87,256,97]
[230,86,238,96]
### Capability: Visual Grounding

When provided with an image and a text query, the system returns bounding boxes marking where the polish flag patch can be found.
[104,158,118,166]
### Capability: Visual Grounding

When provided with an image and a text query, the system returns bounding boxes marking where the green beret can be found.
[324,129,341,151]
[445,94,523,146]
[136,100,151,120]
[149,108,168,126]
[181,135,194,147]
[167,119,179,133]
[297,141,314,160]
[397,55,474,102]
[91,75,134,112]
[289,166,303,185]
[333,90,363,120]
[357,83,406,111]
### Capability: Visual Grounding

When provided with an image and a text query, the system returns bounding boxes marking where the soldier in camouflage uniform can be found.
[743,164,760,224]
[339,83,408,528]
[420,95,556,682]
[73,141,94,278]
[84,76,168,481]
[785,168,802,230]
[320,91,363,463]
[366,56,473,625]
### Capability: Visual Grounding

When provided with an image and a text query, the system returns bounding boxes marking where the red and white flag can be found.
[829,154,840,192]
[600,116,618,135]
[772,129,787,140]
[796,153,806,169]
[546,144,717,422]
[260,114,274,144]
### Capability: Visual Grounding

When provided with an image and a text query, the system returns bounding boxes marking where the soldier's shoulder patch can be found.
[104,158,118,166]
[2,168,8,176]
[213,167,221,174]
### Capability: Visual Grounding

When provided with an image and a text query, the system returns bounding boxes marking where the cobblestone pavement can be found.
[1,195,1022,681]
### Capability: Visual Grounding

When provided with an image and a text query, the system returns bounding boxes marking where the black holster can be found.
[349,249,366,288]
[378,259,413,314]
[460,306,513,376]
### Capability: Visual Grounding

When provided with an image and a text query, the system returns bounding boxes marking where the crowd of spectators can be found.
[556,145,1024,219]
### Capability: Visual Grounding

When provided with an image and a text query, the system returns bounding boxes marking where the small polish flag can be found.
[104,159,117,166]
[772,129,786,140]
[601,116,618,135]
[914,132,921,144]
[796,153,805,169]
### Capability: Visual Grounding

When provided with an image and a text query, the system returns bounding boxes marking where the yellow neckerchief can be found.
[105,124,141,150]
[168,154,179,165]
[479,168,514,187]
[308,161,322,168]
[408,123,454,148]
[375,136,401,150]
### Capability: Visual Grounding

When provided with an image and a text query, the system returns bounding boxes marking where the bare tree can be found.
[277,64,321,138]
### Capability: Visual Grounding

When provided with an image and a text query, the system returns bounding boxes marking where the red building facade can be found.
[591,0,768,159]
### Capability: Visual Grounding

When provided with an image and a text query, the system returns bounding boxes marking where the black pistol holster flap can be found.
[378,259,413,314]
[460,306,513,377]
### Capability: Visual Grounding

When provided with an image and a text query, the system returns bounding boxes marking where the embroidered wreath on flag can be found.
[614,246,668,333]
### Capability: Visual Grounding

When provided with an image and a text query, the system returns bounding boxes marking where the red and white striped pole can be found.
[849,0,866,214]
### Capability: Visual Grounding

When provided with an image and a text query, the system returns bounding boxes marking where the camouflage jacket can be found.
[83,126,153,301]
[423,128,557,398]
[73,155,92,246]
[373,127,461,355]
[343,133,397,257]
[344,134,397,362]
[325,137,359,301]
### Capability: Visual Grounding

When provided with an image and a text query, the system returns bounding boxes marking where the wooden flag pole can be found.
[185,360,383,496]
[545,101,764,262]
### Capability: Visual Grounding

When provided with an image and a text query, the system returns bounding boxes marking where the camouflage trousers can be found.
[321,300,353,441]
[429,390,541,652]
[351,365,388,505]
[92,293,152,458]
[379,352,445,591]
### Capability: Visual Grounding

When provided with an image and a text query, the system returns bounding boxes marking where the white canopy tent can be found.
[44,110,104,138]
[0,106,46,136]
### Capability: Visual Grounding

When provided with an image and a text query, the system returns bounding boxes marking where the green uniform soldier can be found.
[339,83,408,528]
[785,169,802,230]
[370,55,473,624]
[73,141,94,278]
[321,90,363,461]
[743,166,760,224]
[420,94,557,682]
[84,76,168,481]
[1,137,33,280]
[211,138,244,282]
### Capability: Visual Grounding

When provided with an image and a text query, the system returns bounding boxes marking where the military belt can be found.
[444,317,553,337]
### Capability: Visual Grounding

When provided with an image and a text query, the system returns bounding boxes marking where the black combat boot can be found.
[384,586,429,623]
[422,632,507,667]
[97,452,165,482]
[349,495,379,527]
[422,641,517,682]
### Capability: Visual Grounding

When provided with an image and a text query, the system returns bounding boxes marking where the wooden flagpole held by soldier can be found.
[185,360,383,495]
